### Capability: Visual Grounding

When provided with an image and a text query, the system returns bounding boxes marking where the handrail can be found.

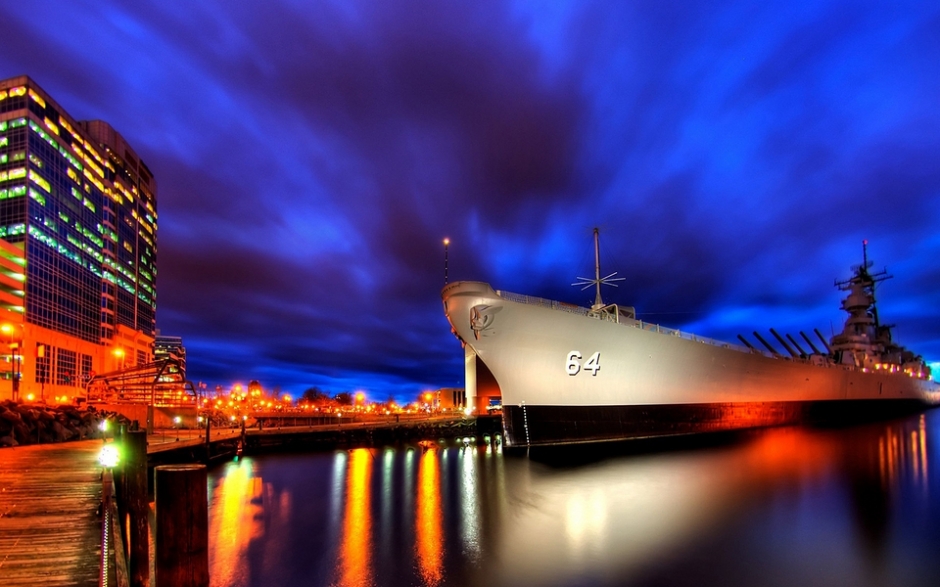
[497,289,769,357]
[494,289,934,377]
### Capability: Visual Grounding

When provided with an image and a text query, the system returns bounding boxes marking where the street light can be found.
[443,238,450,284]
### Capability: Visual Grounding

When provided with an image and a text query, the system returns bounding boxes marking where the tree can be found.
[301,387,329,406]
[333,392,353,406]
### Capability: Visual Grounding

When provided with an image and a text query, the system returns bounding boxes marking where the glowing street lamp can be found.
[443,238,450,284]
[99,443,120,468]
[112,346,126,368]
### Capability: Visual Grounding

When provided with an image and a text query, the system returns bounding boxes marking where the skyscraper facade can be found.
[0,75,156,401]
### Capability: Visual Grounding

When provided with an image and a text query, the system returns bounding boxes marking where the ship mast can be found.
[573,227,624,310]
[592,227,603,308]
[830,239,894,367]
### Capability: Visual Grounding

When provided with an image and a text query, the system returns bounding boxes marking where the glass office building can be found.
[0,75,156,401]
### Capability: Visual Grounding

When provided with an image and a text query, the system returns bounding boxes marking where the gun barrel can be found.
[737,334,758,353]
[800,331,822,355]
[814,328,833,353]
[786,333,808,357]
[770,328,799,358]
[752,331,782,357]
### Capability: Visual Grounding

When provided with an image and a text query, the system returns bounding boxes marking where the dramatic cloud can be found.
[2,0,938,400]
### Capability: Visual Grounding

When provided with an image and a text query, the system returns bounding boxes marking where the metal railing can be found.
[496,289,769,357]
[493,290,940,379]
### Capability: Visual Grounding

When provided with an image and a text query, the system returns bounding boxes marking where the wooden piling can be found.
[155,464,208,587]
[124,430,149,587]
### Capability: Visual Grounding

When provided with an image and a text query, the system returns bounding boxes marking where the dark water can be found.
[207,410,940,587]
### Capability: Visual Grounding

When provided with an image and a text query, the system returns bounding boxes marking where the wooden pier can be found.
[0,440,103,587]
[0,415,503,585]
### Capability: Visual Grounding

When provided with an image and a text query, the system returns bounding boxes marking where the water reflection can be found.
[335,449,373,587]
[208,458,263,586]
[206,412,940,587]
[415,448,442,585]
[878,414,930,493]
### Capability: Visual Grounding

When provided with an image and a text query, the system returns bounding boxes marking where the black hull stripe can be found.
[502,400,930,447]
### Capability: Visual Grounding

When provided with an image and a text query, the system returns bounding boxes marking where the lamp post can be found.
[443,238,450,285]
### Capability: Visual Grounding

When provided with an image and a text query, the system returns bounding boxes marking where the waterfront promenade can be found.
[0,428,245,587]
[0,414,495,585]
[0,440,102,587]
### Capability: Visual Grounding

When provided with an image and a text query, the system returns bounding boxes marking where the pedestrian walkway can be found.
[146,426,242,453]
[0,440,102,587]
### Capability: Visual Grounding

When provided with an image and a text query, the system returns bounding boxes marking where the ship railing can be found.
[497,290,772,357]
[630,319,769,356]
[497,290,592,316]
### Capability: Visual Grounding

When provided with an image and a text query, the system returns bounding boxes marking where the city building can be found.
[0,75,157,402]
[153,334,186,376]
[437,387,466,410]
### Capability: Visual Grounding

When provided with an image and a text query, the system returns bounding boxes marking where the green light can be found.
[99,444,120,468]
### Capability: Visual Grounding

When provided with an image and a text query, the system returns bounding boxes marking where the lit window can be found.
[42,118,59,136]
[29,170,51,192]
[28,89,46,107]
[0,167,27,183]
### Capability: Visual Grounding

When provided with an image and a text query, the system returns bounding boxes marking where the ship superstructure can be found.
[829,242,930,378]
[442,237,939,447]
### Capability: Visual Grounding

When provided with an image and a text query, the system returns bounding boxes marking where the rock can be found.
[0,435,17,447]
[13,422,30,445]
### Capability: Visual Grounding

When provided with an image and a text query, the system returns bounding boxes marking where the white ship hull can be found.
[442,281,940,447]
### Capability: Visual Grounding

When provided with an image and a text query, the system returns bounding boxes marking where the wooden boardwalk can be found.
[0,440,103,586]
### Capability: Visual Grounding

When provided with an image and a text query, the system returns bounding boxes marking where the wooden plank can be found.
[0,440,103,587]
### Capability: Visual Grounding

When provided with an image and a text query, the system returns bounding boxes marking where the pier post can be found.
[100,468,113,587]
[125,430,149,587]
[155,464,208,587]
[204,416,211,459]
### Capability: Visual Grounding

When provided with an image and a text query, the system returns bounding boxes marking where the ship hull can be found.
[442,281,940,447]
[502,399,929,447]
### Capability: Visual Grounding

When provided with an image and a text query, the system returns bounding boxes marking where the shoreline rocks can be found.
[0,400,131,447]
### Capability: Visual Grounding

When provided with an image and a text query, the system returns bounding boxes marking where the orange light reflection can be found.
[337,449,373,587]
[876,415,930,493]
[208,458,263,586]
[416,448,443,586]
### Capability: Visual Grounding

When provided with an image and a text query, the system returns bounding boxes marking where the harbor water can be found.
[207,409,940,587]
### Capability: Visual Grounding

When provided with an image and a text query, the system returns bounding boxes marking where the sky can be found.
[1,1,939,401]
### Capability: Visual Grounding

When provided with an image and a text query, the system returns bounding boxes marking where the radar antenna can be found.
[572,227,624,310]
[834,239,892,328]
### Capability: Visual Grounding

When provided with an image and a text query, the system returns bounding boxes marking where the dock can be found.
[0,440,103,587]
[0,414,502,585]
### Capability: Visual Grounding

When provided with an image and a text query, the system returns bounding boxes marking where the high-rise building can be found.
[0,75,157,402]
[154,334,186,376]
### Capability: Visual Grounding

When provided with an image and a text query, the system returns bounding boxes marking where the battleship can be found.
[442,233,940,447]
